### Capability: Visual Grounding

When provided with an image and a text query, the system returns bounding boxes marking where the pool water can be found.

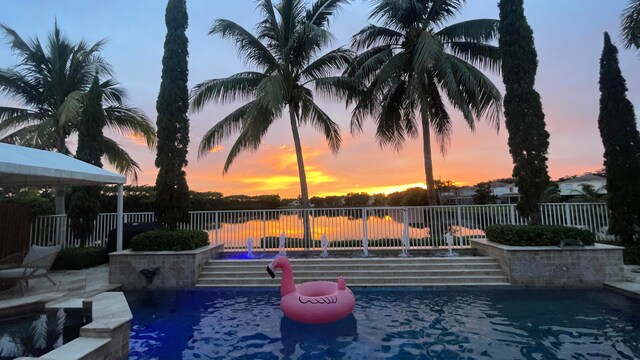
[126,288,640,359]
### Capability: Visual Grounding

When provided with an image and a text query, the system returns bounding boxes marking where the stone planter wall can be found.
[17,292,132,360]
[470,238,624,287]
[109,244,223,289]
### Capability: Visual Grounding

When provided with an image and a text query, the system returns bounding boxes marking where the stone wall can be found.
[471,238,625,287]
[109,244,222,289]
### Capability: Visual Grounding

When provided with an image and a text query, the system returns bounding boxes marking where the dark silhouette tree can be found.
[68,76,104,246]
[498,0,550,224]
[154,0,191,230]
[597,32,640,245]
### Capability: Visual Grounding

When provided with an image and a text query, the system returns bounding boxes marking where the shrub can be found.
[485,225,595,246]
[623,245,640,265]
[131,229,209,251]
[52,246,109,270]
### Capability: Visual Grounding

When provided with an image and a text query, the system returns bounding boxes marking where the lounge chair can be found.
[0,245,61,295]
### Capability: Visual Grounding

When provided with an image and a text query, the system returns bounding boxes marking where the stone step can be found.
[196,255,510,287]
[196,282,511,287]
[202,262,501,272]
[206,256,496,267]
[200,268,506,278]
[196,275,509,287]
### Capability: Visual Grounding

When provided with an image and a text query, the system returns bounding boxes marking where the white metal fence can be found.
[30,203,612,250]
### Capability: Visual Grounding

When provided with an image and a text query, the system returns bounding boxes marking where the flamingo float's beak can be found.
[266,263,276,279]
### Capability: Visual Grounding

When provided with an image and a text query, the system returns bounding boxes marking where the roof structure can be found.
[0,142,125,187]
[558,174,606,184]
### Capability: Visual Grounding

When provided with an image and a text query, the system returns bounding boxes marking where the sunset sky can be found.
[1,1,639,198]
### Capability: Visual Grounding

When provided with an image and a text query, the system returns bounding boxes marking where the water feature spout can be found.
[320,233,329,258]
[399,226,409,257]
[247,237,255,258]
[140,266,160,283]
[362,237,369,257]
[444,231,458,257]
[279,232,286,256]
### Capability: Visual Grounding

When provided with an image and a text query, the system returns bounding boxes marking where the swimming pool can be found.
[125,288,639,359]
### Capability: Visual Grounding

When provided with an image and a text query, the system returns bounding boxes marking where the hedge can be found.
[485,224,595,246]
[624,245,640,265]
[130,229,209,251]
[52,246,109,270]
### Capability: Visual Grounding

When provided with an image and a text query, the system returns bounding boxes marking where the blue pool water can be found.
[126,288,640,359]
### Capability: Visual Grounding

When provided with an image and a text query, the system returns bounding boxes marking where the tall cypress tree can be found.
[68,76,104,245]
[154,0,190,230]
[498,0,550,224]
[597,32,640,245]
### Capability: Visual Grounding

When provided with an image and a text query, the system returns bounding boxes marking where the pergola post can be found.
[117,184,124,251]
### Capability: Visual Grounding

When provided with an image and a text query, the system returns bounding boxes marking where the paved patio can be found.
[0,265,119,313]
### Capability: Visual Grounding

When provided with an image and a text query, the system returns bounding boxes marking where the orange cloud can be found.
[208,145,224,153]
[125,132,148,146]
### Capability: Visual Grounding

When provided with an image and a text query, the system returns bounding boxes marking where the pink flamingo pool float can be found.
[266,256,355,324]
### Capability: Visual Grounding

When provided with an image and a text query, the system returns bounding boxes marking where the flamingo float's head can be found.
[266,256,290,279]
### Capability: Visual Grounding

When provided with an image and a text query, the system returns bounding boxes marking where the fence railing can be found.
[30,203,613,250]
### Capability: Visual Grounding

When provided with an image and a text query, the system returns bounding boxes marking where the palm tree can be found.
[621,0,640,51]
[347,0,502,205]
[191,0,355,242]
[0,23,155,213]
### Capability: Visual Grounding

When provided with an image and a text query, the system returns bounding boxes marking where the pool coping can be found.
[14,291,132,360]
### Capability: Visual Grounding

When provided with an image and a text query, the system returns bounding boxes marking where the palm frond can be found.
[347,45,393,82]
[210,19,279,71]
[0,106,39,129]
[102,137,141,183]
[351,25,403,51]
[198,100,257,158]
[621,0,640,49]
[436,19,500,43]
[418,74,452,154]
[301,47,353,81]
[300,94,341,153]
[100,78,125,105]
[424,0,465,28]
[306,0,350,27]
[103,105,156,147]
[434,53,502,132]
[190,72,266,112]
[0,122,57,150]
[256,73,288,111]
[221,101,275,174]
[445,41,501,73]
[312,76,361,104]
[0,68,43,107]
[57,90,84,127]
[256,0,281,45]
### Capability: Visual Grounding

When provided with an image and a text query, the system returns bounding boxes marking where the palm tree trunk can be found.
[55,133,67,215]
[289,109,312,247]
[421,117,437,205]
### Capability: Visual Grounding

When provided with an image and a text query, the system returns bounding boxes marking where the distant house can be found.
[488,182,520,204]
[557,174,607,197]
[441,186,476,205]
[442,182,521,205]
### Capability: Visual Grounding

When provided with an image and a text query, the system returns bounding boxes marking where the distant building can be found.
[557,174,607,197]
[442,182,520,205]
[441,186,476,205]
[488,182,520,204]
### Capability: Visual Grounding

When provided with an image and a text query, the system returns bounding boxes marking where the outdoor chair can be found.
[0,245,61,295]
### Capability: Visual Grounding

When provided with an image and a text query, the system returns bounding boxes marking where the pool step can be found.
[196,256,509,287]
